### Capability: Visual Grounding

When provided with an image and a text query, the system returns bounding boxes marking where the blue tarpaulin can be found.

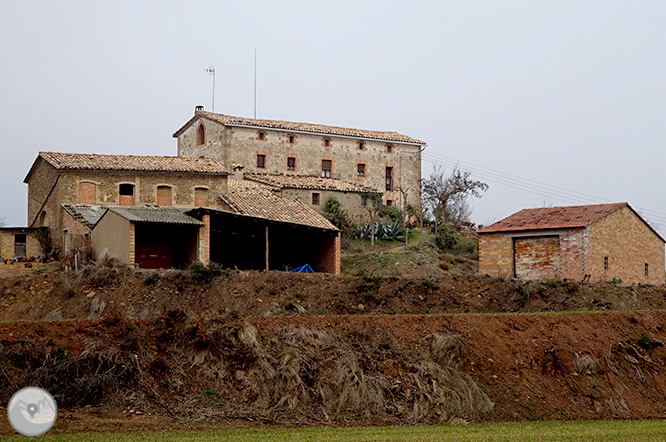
[291,264,315,273]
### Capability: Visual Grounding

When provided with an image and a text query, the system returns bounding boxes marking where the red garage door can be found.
[514,236,561,280]
[136,244,172,269]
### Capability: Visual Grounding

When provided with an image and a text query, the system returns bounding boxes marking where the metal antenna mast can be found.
[254,49,257,118]
[205,66,216,112]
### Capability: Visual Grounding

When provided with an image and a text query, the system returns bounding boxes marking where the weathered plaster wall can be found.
[92,211,130,263]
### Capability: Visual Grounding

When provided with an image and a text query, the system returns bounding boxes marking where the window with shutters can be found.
[287,157,296,170]
[357,163,366,177]
[321,160,332,178]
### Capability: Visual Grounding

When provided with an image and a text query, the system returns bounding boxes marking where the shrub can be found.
[435,223,458,251]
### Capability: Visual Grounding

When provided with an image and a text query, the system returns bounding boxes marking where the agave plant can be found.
[356,221,406,241]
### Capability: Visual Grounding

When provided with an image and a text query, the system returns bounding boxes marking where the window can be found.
[312,193,320,205]
[323,137,331,147]
[257,154,266,168]
[645,263,649,276]
[39,211,48,227]
[196,123,206,146]
[79,182,96,204]
[195,187,209,206]
[288,135,296,144]
[358,141,366,150]
[287,157,296,170]
[321,159,332,178]
[157,186,172,206]
[385,166,394,190]
[386,144,393,153]
[604,256,608,271]
[258,131,266,140]
[357,163,366,177]
[119,183,135,206]
[386,199,394,207]
[361,195,368,207]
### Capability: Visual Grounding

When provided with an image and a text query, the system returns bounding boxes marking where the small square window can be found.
[361,195,368,207]
[386,144,393,153]
[287,157,296,170]
[358,141,365,150]
[258,131,266,140]
[357,163,365,177]
[288,135,295,144]
[312,193,320,205]
[386,199,394,207]
[324,138,331,147]
[257,154,266,168]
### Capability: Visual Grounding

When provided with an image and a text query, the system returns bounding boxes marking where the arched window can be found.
[194,187,209,206]
[157,186,172,206]
[196,123,206,146]
[119,183,135,206]
[39,211,48,227]
[79,181,96,204]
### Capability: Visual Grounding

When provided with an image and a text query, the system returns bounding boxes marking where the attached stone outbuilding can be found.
[478,203,665,284]
[0,227,42,261]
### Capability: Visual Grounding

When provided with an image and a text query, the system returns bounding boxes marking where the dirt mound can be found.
[1,262,665,322]
[1,310,666,433]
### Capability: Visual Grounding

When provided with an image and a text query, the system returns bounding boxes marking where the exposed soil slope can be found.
[1,310,666,435]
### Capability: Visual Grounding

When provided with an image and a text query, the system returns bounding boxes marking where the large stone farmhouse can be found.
[173,108,426,212]
[478,203,665,284]
[19,152,340,272]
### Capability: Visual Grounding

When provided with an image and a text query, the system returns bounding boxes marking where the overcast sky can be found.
[2,1,666,235]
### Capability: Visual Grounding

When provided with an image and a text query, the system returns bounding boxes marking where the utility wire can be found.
[421,152,666,228]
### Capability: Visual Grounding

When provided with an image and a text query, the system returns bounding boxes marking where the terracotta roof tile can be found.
[35,152,230,175]
[245,174,382,194]
[173,111,426,145]
[478,203,628,233]
[220,181,338,231]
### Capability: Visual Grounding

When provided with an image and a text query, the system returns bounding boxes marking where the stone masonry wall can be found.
[478,233,513,278]
[177,117,423,211]
[0,230,41,260]
[280,188,373,225]
[586,206,665,284]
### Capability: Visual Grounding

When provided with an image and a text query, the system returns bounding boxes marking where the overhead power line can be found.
[421,151,666,228]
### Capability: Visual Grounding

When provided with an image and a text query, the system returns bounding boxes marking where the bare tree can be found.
[421,166,488,234]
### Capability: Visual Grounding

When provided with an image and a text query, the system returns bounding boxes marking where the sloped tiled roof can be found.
[173,110,426,145]
[245,173,382,194]
[62,204,108,229]
[478,203,628,233]
[106,206,204,225]
[27,152,229,180]
[219,181,338,231]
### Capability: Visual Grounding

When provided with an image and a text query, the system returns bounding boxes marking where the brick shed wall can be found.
[478,233,513,278]
[514,236,561,280]
[177,119,422,212]
[0,230,41,260]
[558,228,587,281]
[586,206,665,284]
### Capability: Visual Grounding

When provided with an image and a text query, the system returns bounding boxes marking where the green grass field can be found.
[4,420,666,442]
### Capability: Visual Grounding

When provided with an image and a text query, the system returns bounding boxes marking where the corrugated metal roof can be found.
[107,206,204,225]
[62,204,108,229]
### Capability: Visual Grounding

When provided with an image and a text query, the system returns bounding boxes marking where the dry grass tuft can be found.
[430,334,465,365]
[574,354,601,374]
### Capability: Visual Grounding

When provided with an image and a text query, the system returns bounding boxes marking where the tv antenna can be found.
[205,66,215,112]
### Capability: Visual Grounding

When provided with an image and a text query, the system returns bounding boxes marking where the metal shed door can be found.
[514,236,561,280]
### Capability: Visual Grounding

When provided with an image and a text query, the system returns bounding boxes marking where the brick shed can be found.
[478,203,665,284]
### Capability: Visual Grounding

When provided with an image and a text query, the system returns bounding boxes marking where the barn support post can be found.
[265,225,269,271]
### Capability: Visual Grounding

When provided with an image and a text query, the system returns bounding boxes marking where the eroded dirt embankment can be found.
[1,310,666,434]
